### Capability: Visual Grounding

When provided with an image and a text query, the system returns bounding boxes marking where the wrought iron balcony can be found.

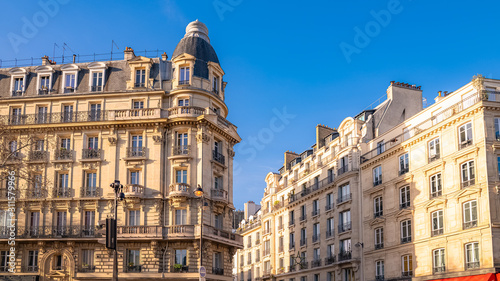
[326,229,334,239]
[178,80,190,85]
[401,236,412,244]
[8,114,25,125]
[429,154,440,163]
[300,214,307,221]
[211,189,228,201]
[289,219,295,226]
[325,256,336,265]
[325,203,334,211]
[461,179,475,189]
[300,238,307,247]
[375,243,384,250]
[212,267,224,275]
[12,90,23,96]
[54,188,71,198]
[38,88,50,95]
[173,145,190,156]
[400,202,410,209]
[36,113,49,124]
[81,187,99,198]
[463,220,478,230]
[337,193,352,204]
[312,234,320,243]
[373,177,382,186]
[15,225,101,238]
[28,150,48,162]
[401,271,413,277]
[311,259,322,268]
[64,87,75,93]
[433,266,446,273]
[25,188,45,199]
[338,250,352,261]
[134,82,145,88]
[460,139,473,150]
[289,242,295,250]
[338,222,352,233]
[213,150,225,165]
[82,149,101,160]
[55,149,72,160]
[466,261,480,269]
[375,275,385,281]
[288,265,296,272]
[126,147,146,158]
[312,209,320,217]
[298,261,308,270]
[124,184,144,197]
[432,228,443,236]
[126,265,142,272]
[337,165,349,175]
[399,167,409,176]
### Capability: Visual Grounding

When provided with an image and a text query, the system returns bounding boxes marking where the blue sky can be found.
[2,0,500,210]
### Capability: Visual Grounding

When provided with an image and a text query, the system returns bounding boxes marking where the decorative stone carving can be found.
[152,135,163,143]
[196,133,210,144]
[108,137,117,146]
[82,162,97,169]
[54,162,72,170]
[227,148,235,158]
[472,74,484,91]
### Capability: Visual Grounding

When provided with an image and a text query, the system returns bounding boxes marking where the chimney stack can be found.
[161,52,168,61]
[124,47,136,61]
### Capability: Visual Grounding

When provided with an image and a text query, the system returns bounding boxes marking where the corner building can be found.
[0,20,242,281]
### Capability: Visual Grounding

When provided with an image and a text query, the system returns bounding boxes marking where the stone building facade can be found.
[0,20,242,281]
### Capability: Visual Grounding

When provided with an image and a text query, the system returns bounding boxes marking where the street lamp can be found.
[193,185,205,270]
[110,180,124,281]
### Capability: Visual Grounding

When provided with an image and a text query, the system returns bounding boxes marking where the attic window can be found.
[12,77,24,96]
[179,67,190,85]
[213,75,219,94]
[135,69,145,88]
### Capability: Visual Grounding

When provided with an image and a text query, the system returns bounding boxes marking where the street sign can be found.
[199,266,206,278]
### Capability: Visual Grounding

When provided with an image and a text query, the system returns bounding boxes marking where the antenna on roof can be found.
[110,40,119,61]
[53,43,60,62]
[62,43,75,64]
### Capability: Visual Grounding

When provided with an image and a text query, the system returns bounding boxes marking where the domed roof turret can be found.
[172,20,220,79]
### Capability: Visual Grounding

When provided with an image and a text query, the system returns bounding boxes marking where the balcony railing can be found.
[82,149,101,160]
[460,139,473,150]
[461,179,475,189]
[81,187,99,197]
[298,261,308,270]
[337,193,352,204]
[173,145,190,156]
[25,188,45,199]
[263,249,270,256]
[91,85,102,92]
[399,167,409,176]
[300,214,307,221]
[21,265,39,273]
[289,242,295,250]
[400,202,410,209]
[126,265,142,272]
[464,220,478,230]
[312,234,320,243]
[429,154,440,163]
[300,238,307,247]
[432,228,443,236]
[311,259,321,268]
[374,211,383,218]
[466,261,480,269]
[124,184,144,197]
[312,209,320,217]
[29,150,48,162]
[375,275,385,281]
[126,147,146,158]
[401,236,412,244]
[118,226,163,237]
[401,271,413,277]
[55,149,72,160]
[289,220,295,226]
[326,229,334,239]
[337,165,349,175]
[375,243,384,250]
[211,189,228,200]
[433,266,446,273]
[431,190,442,198]
[38,88,50,95]
[213,150,225,165]
[278,245,284,253]
[54,188,71,198]
[14,226,101,238]
[373,177,382,186]
[338,251,352,261]
[167,106,205,117]
[338,222,352,233]
[213,267,224,275]
[325,203,334,211]
[178,80,190,85]
[325,256,336,265]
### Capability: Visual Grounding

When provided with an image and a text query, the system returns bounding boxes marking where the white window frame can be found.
[374,196,383,217]
[401,220,411,242]
[458,122,473,147]
[399,153,409,174]
[465,242,479,268]
[9,68,27,96]
[88,62,107,92]
[433,248,446,271]
[375,260,384,277]
[461,160,475,185]
[463,200,478,226]
[60,64,80,93]
[428,137,440,160]
[431,210,444,235]
[430,173,442,198]
[373,166,382,186]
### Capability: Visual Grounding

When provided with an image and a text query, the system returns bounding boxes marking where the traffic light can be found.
[97,218,117,249]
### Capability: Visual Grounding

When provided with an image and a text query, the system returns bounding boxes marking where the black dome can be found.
[172,36,219,79]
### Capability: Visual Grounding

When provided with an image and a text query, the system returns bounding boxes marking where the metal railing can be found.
[460,139,473,150]
[325,203,334,211]
[300,238,307,246]
[91,85,102,92]
[338,251,352,261]
[337,193,352,204]
[289,242,295,250]
[337,165,349,175]
[431,190,442,198]
[54,188,71,198]
[399,167,409,176]
[311,259,321,268]
[466,261,480,269]
[326,229,334,239]
[81,187,99,197]
[12,226,102,238]
[213,150,225,165]
[400,202,410,209]
[461,179,475,189]
[401,236,412,244]
[29,150,48,162]
[21,265,39,273]
[429,154,440,163]
[375,243,384,250]
[173,145,190,155]
[126,265,142,272]
[212,267,224,275]
[373,177,382,186]
[463,220,478,229]
[312,209,320,217]
[55,149,72,160]
[433,266,446,273]
[312,234,320,243]
[126,147,146,158]
[338,222,352,233]
[325,256,336,265]
[77,265,96,273]
[25,188,45,199]
[300,214,307,221]
[374,211,383,218]
[401,271,413,277]
[82,149,101,159]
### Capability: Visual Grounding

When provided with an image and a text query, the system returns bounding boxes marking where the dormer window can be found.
[61,64,80,94]
[13,78,24,96]
[91,72,103,92]
[135,69,145,87]
[35,65,54,95]
[39,76,50,95]
[88,62,107,92]
[213,76,219,94]
[64,74,76,93]
[179,67,190,85]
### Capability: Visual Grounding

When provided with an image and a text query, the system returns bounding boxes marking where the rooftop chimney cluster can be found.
[390,81,422,90]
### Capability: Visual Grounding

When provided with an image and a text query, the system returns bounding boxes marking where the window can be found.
[213,75,219,93]
[133,100,144,109]
[56,211,67,235]
[37,106,48,124]
[129,210,140,226]
[374,196,383,217]
[81,249,94,270]
[300,205,306,221]
[213,252,223,273]
[338,156,348,174]
[27,250,39,272]
[313,223,320,242]
[214,176,223,190]
[345,133,352,146]
[179,67,190,84]
[461,161,475,188]
[495,118,500,140]
[39,75,50,94]
[91,71,103,91]
[328,169,335,182]
[401,220,411,243]
[127,249,141,271]
[89,103,101,121]
[85,172,96,196]
[289,232,295,249]
[175,209,187,225]
[375,228,383,249]
[30,212,40,235]
[339,210,351,232]
[326,217,334,238]
[433,248,446,273]
[130,135,143,157]
[300,228,306,246]
[61,138,71,150]
[376,141,385,155]
[13,77,24,95]
[64,73,76,92]
[338,183,351,203]
[176,170,187,184]
[463,200,478,229]
[373,166,382,186]
[312,199,319,216]
[247,252,252,264]
[342,268,354,281]
[63,105,73,122]
[135,69,146,87]
[314,274,320,281]
[430,173,442,198]
[128,171,140,186]
[465,242,479,269]
[399,153,409,175]
[0,251,8,271]
[176,133,188,153]
[400,186,410,209]
[83,211,95,230]
[326,193,334,210]
[214,213,223,229]
[431,210,444,236]
[289,210,295,226]
[402,255,413,276]
[327,272,335,281]
[459,122,473,149]
[264,240,271,256]
[57,173,69,196]
[429,138,440,162]
[10,108,22,125]
[375,260,384,279]
[35,140,45,151]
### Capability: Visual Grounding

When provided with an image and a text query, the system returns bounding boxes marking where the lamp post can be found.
[193,185,205,272]
[110,180,125,281]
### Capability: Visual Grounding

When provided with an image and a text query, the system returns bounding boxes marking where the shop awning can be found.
[431,273,499,281]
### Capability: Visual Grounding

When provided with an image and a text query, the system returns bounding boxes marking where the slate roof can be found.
[172,36,219,79]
